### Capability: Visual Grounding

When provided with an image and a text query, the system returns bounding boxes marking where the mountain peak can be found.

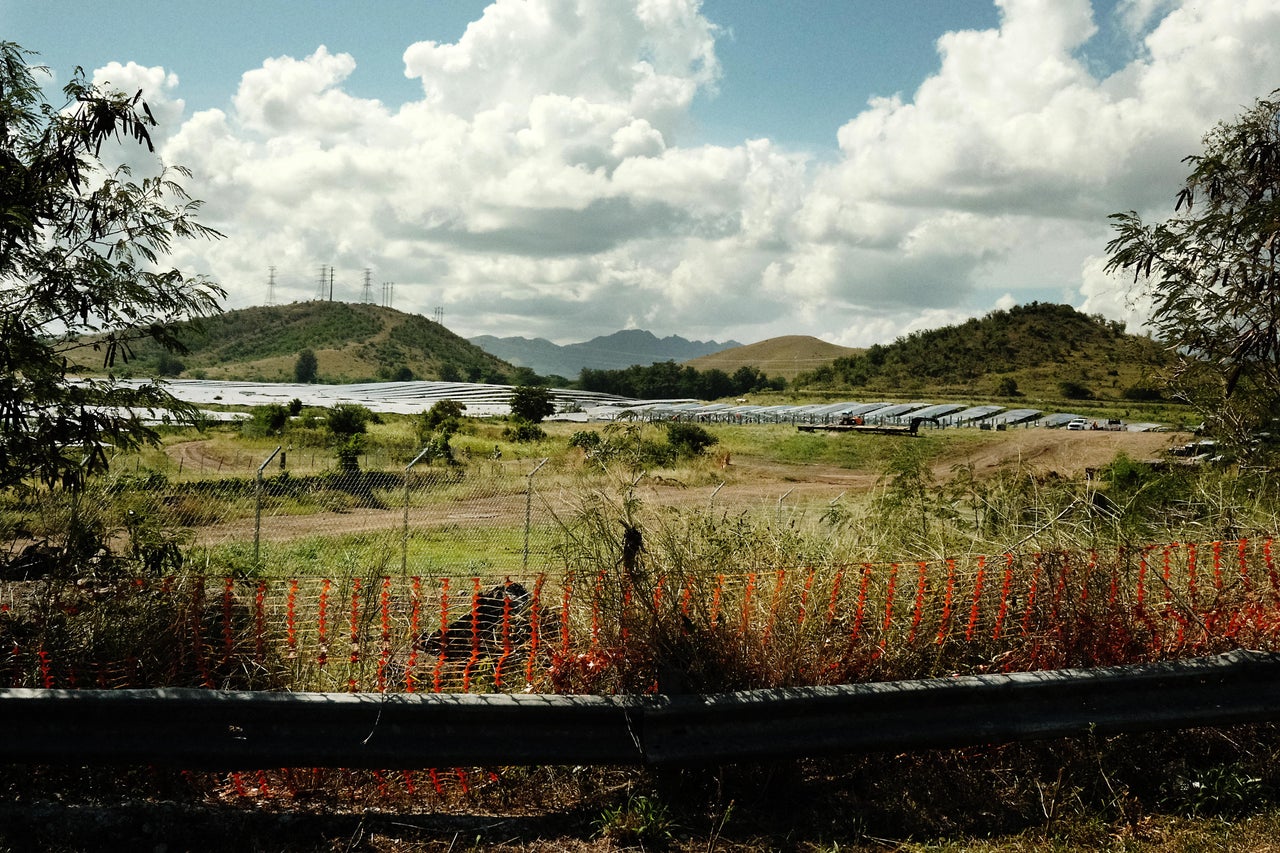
[470,329,741,377]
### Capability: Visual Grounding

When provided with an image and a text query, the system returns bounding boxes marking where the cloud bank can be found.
[93,0,1280,346]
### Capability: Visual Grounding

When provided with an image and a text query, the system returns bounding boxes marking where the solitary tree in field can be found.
[294,348,318,383]
[0,42,223,491]
[509,385,555,424]
[1106,90,1280,453]
[327,403,372,472]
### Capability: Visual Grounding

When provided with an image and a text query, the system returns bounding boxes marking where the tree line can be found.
[576,362,785,399]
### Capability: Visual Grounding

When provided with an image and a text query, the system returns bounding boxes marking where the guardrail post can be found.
[254,445,282,567]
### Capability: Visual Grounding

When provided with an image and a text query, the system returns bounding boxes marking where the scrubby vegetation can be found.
[95,301,516,384]
[795,302,1169,400]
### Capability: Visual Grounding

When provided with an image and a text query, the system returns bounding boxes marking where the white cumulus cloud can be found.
[103,0,1280,350]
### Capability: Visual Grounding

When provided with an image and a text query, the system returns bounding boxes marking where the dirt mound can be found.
[947,428,1183,479]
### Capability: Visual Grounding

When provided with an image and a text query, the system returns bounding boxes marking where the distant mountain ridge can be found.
[469,329,741,379]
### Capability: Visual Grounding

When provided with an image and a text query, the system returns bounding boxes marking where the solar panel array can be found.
[110,378,1160,431]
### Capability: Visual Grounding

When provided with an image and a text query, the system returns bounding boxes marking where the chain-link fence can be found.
[0,444,829,581]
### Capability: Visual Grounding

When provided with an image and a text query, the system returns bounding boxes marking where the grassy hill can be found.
[96,302,515,384]
[685,335,861,380]
[793,302,1170,402]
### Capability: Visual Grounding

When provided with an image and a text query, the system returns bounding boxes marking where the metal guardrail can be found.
[2,651,1278,770]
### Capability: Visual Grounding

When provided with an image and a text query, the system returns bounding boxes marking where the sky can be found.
[4,0,1280,347]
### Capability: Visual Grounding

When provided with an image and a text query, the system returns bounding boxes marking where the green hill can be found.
[794,302,1170,401]
[95,301,516,384]
[684,335,860,380]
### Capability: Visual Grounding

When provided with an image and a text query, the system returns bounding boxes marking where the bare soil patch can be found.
[717,427,1185,503]
[183,429,1188,546]
[938,426,1183,478]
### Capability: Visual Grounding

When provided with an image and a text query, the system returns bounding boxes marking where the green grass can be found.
[192,523,555,578]
[700,422,986,475]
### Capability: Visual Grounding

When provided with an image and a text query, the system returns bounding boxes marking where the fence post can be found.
[776,489,793,525]
[254,446,282,567]
[627,471,644,504]
[524,458,549,573]
[710,481,725,509]
[403,447,433,576]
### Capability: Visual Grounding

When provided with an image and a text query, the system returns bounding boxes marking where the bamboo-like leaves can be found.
[1105,91,1280,456]
[0,41,224,490]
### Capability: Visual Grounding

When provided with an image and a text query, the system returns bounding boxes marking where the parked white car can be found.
[1066,418,1090,431]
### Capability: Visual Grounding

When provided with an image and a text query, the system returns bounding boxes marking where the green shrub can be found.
[664,421,718,458]
[155,351,185,377]
[1123,384,1164,401]
[1059,380,1094,399]
[327,403,373,437]
[568,430,602,452]
[242,403,290,437]
[994,376,1020,396]
[335,434,365,473]
[595,795,673,844]
[503,419,546,443]
[416,400,466,444]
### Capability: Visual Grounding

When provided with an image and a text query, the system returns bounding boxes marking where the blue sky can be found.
[2,1,1278,347]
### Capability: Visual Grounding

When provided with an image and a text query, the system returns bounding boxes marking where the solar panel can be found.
[948,405,1005,424]
[987,408,1042,426]
[1040,412,1086,427]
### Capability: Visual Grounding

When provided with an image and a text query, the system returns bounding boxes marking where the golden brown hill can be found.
[685,335,861,380]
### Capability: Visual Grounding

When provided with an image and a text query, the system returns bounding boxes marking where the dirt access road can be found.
[185,428,1185,546]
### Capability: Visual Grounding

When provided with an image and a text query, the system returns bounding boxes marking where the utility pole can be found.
[329,267,335,302]
[434,306,444,325]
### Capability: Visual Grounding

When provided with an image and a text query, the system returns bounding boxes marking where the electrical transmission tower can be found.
[266,266,277,306]
[361,269,373,304]
[316,266,328,301]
